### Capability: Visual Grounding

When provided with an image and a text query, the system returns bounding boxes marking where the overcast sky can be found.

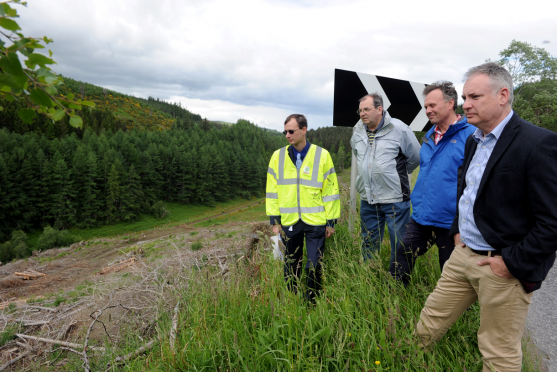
[17,0,557,131]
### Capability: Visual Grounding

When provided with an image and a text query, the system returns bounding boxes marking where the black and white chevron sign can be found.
[333,68,431,132]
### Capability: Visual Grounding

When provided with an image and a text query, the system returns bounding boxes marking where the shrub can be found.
[35,226,76,251]
[0,323,18,346]
[0,230,29,263]
[191,240,203,251]
[152,201,170,219]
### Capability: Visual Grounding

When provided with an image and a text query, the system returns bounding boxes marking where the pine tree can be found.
[120,164,143,221]
[80,152,101,227]
[337,144,346,173]
[0,154,11,241]
[35,150,53,228]
[18,158,39,229]
[106,164,121,222]
[51,152,76,229]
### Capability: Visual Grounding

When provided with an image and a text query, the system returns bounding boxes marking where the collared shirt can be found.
[365,114,385,147]
[291,141,310,163]
[433,115,462,145]
[458,110,514,250]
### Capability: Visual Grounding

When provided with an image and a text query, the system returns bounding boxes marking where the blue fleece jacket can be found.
[411,118,475,229]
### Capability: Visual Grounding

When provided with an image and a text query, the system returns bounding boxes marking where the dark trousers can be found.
[282,221,326,301]
[389,218,453,286]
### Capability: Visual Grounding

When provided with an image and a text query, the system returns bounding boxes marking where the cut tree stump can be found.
[15,270,46,280]
[98,257,138,275]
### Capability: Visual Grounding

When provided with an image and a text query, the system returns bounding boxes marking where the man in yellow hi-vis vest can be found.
[266,114,340,302]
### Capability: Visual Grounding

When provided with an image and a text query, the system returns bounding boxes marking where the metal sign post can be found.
[333,68,430,232]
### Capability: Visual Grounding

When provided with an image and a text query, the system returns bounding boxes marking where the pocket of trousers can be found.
[484,263,515,282]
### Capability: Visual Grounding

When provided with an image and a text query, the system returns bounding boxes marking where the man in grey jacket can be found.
[350,93,420,264]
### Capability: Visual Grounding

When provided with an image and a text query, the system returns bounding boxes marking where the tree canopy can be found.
[0,0,94,127]
[494,40,557,132]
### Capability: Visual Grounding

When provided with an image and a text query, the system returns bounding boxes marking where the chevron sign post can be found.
[333,68,431,131]
[333,68,431,230]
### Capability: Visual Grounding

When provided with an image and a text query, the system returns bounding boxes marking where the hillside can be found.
[0,77,206,138]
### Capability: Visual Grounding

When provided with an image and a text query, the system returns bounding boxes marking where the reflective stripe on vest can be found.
[322,194,340,203]
[277,146,323,187]
[280,206,325,214]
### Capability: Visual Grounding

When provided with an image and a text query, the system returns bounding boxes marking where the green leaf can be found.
[4,94,14,102]
[44,76,58,84]
[80,100,96,107]
[0,74,21,89]
[0,17,21,31]
[36,68,54,77]
[0,4,10,16]
[30,88,53,107]
[45,85,57,95]
[53,109,65,121]
[18,108,36,124]
[27,53,55,69]
[0,86,10,93]
[66,92,74,100]
[0,53,25,77]
[69,115,83,128]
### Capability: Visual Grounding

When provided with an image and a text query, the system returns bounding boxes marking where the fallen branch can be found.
[105,338,157,371]
[15,334,105,352]
[170,302,179,350]
[22,305,58,313]
[0,349,32,371]
[21,320,50,326]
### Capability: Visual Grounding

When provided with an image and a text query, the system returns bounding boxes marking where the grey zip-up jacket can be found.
[350,111,420,205]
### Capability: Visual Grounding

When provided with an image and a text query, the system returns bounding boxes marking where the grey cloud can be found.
[16,1,557,128]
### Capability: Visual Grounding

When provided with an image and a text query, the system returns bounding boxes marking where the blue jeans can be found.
[360,200,410,264]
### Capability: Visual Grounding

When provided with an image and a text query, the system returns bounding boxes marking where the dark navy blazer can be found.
[449,113,557,292]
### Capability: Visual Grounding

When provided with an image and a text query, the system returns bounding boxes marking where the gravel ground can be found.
[527,263,557,371]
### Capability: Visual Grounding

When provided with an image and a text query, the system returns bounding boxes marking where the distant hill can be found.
[0,76,206,138]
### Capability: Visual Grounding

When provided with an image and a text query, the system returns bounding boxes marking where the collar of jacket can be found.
[423,116,470,143]
[354,111,394,140]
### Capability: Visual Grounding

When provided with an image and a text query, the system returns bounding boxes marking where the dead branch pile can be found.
[0,224,257,371]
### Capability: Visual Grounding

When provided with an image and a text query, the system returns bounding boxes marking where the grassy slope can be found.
[125,168,540,372]
[26,198,264,246]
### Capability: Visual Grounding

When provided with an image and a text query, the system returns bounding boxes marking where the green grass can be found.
[26,166,539,371]
[123,217,538,371]
[0,323,19,346]
[191,240,203,251]
[194,200,266,227]
[25,198,262,246]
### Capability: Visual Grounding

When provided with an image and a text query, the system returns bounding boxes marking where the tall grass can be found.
[127,220,540,372]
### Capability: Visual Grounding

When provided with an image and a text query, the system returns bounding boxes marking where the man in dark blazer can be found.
[416,62,557,372]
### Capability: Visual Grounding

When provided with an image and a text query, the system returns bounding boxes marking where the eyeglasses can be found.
[357,107,373,115]
[283,129,301,135]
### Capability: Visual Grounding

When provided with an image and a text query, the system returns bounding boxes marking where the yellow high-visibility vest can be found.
[266,144,340,226]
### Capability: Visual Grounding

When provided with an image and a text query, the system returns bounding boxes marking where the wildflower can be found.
[375,361,380,365]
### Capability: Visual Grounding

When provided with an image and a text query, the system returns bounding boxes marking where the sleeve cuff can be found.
[270,216,281,225]
[326,219,337,228]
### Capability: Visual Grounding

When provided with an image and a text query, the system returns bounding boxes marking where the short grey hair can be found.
[359,93,383,109]
[463,62,514,106]
[423,81,458,112]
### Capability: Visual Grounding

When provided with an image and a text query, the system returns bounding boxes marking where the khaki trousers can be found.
[416,245,533,372]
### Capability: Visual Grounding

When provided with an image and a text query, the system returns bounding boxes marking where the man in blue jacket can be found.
[389,81,475,286]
